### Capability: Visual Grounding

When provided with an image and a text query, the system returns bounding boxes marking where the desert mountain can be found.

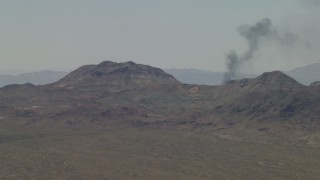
[226,71,304,90]
[0,61,319,143]
[165,63,320,86]
[1,61,320,179]
[53,61,180,89]
[1,63,319,87]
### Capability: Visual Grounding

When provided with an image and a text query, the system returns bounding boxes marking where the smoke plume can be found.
[223,18,298,83]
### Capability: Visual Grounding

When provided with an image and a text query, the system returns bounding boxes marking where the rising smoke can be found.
[223,18,298,83]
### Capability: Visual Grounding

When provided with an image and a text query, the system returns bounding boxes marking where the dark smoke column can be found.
[223,18,298,84]
[223,18,273,83]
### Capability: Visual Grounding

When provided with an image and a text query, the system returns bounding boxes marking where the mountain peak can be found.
[53,61,180,88]
[227,71,304,89]
[255,71,303,88]
[258,71,290,79]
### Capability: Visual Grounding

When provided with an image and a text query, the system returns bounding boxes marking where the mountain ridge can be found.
[52,61,180,89]
[165,63,320,85]
[0,63,319,87]
[0,61,319,139]
[226,71,304,89]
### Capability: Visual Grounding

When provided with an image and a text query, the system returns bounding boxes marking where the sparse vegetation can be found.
[1,61,320,179]
[1,126,320,179]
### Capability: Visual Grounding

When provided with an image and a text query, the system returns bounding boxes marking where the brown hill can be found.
[226,71,304,90]
[52,61,180,89]
[0,61,319,144]
[208,71,318,126]
[1,61,320,179]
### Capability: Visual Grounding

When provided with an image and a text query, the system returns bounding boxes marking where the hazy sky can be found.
[1,0,320,73]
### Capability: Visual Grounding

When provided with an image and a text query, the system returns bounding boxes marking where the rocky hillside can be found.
[226,71,304,90]
[53,61,180,89]
[0,61,319,144]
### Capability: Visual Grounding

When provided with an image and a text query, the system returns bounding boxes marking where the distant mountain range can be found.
[286,63,320,85]
[0,71,68,87]
[1,60,319,136]
[0,63,319,87]
[1,60,320,179]
[164,69,256,85]
[165,63,320,86]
